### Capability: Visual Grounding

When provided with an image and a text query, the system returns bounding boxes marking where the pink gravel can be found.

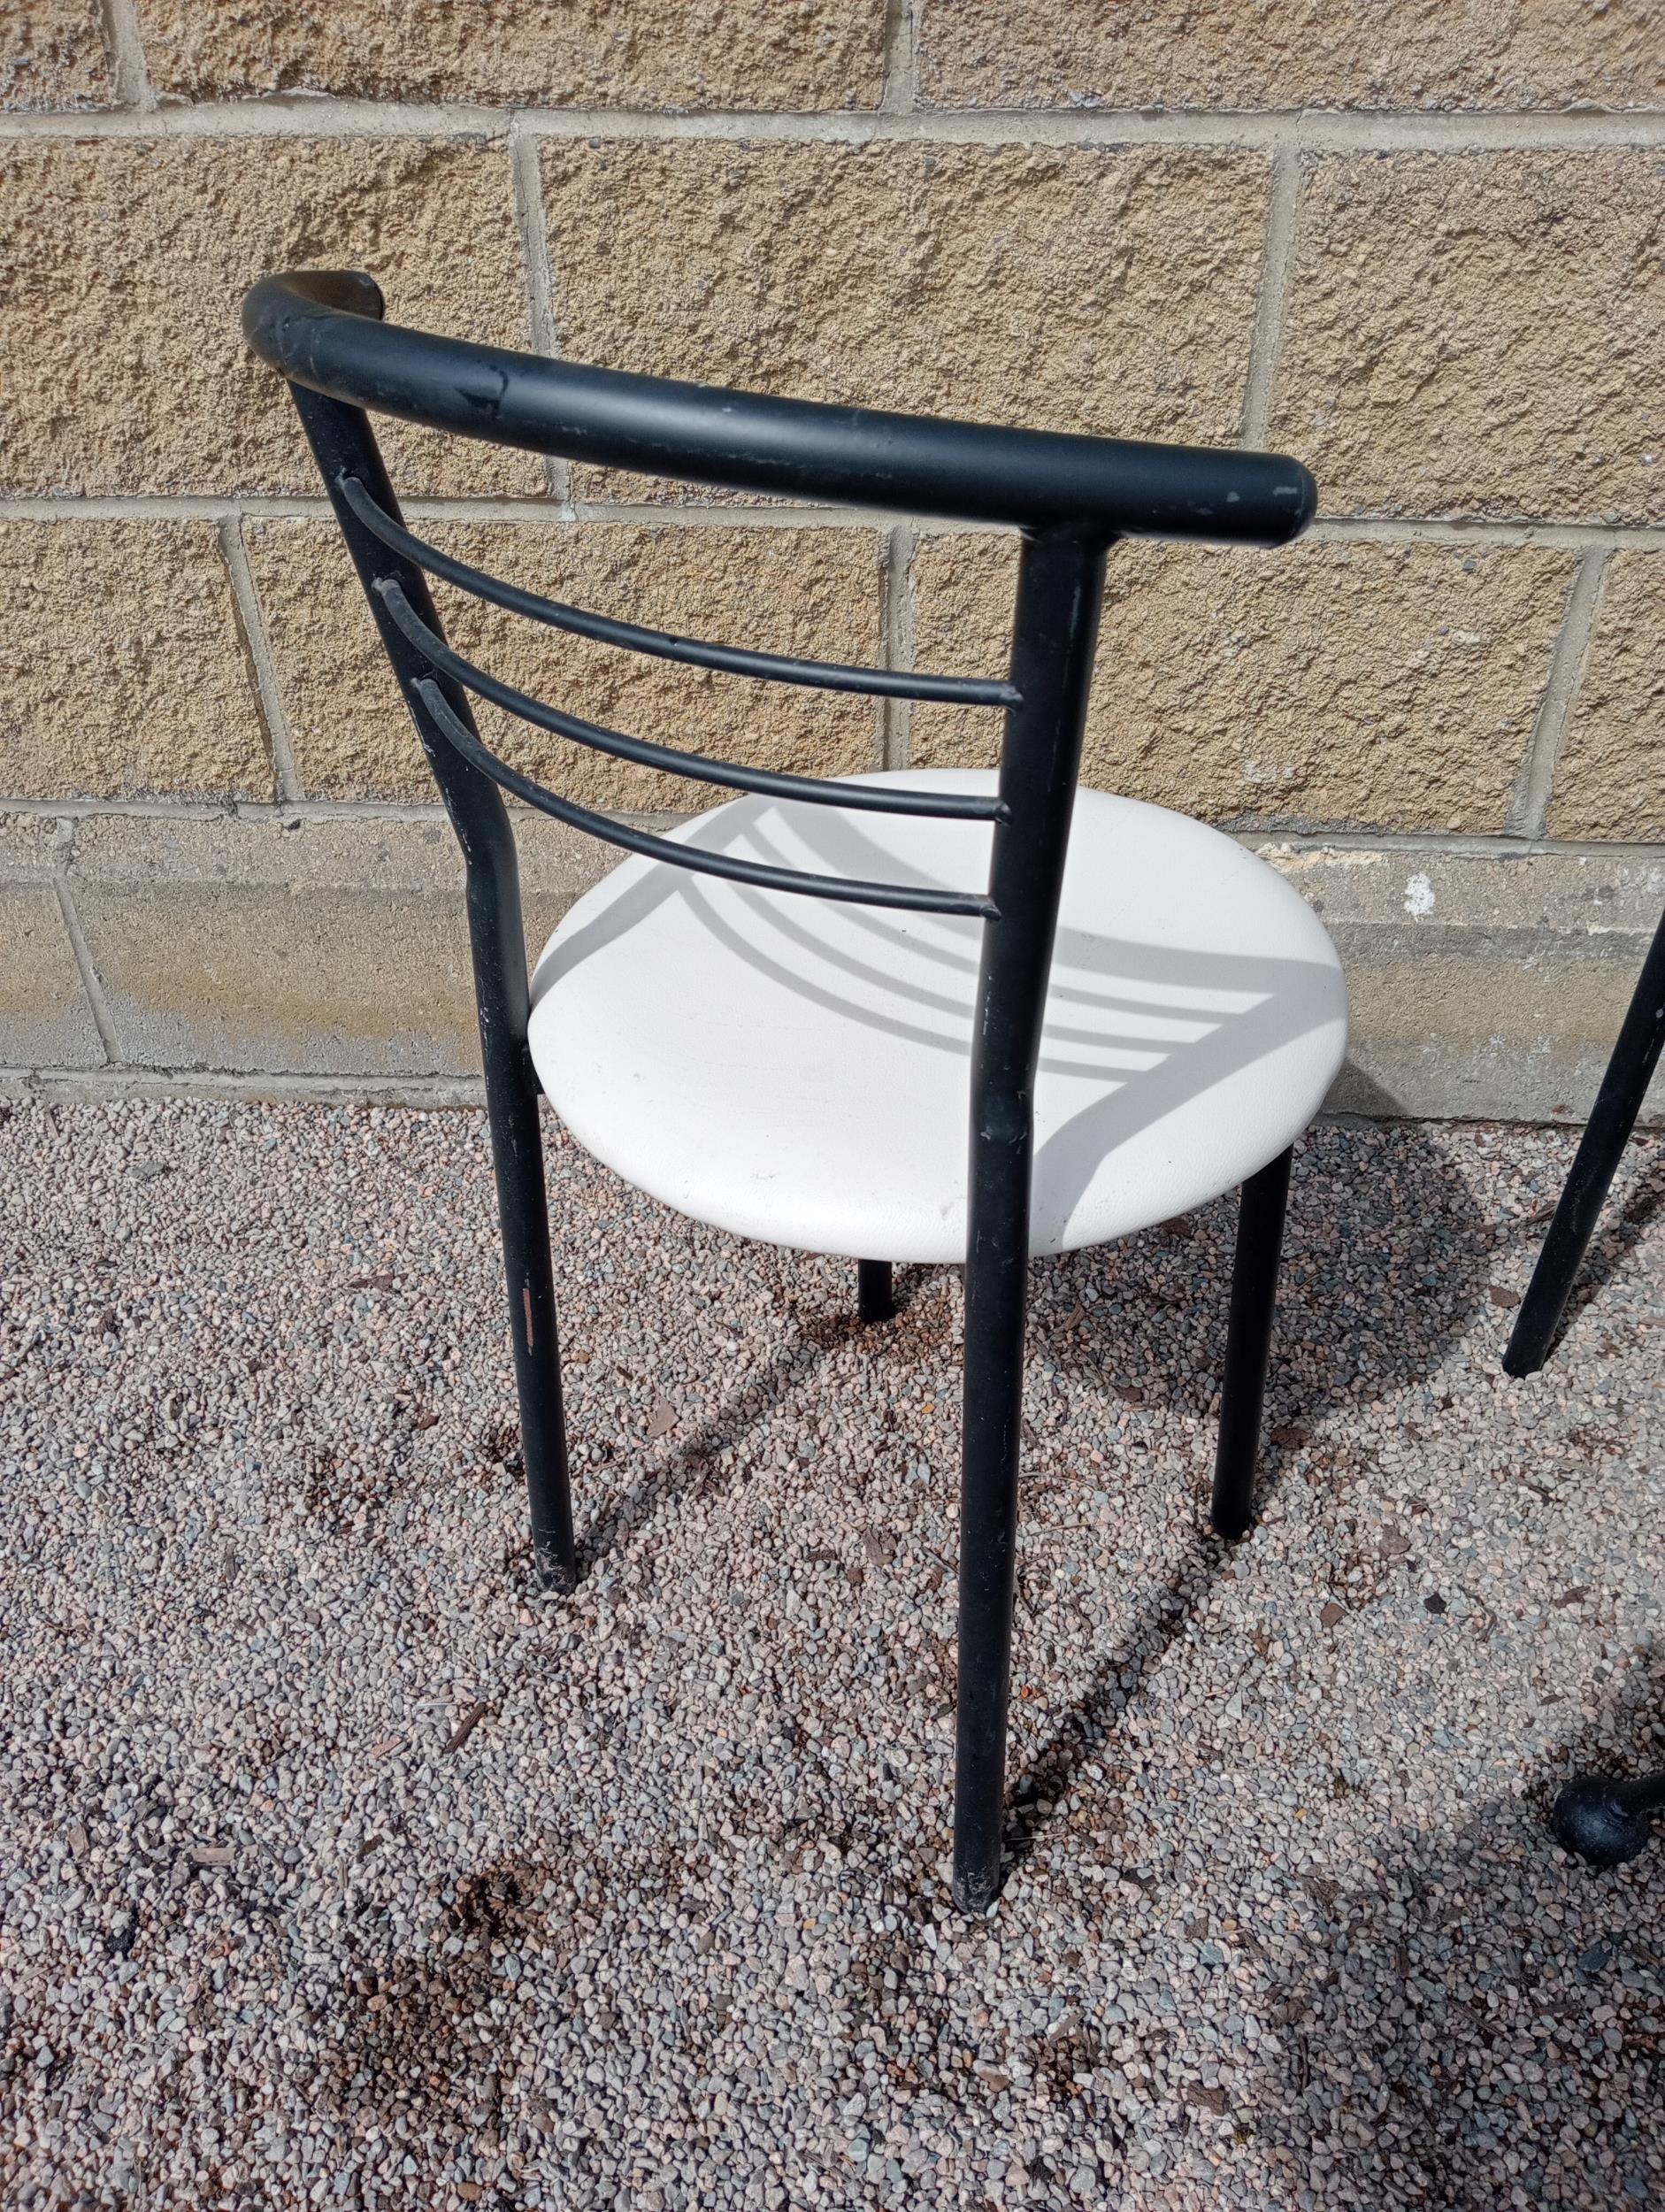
[0,1097,1661,2209]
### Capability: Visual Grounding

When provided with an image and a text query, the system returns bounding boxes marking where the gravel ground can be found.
[1,1098,1662,2212]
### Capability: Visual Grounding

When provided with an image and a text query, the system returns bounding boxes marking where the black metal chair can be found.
[1503,914,1665,1867]
[1504,911,1665,1379]
[243,269,1346,1912]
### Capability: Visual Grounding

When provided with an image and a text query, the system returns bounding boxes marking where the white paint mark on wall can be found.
[1404,872,1436,917]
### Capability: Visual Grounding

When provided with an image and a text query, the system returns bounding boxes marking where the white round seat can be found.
[528,772,1347,1265]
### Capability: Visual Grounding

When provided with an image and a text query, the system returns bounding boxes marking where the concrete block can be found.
[68,811,610,1078]
[0,815,104,1069]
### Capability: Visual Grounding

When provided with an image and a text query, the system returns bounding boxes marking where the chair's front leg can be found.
[465,861,576,1594]
[950,520,1107,1912]
[1210,1145,1293,1541]
[953,1110,1032,1915]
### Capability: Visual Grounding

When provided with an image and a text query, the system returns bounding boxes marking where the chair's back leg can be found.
[1210,1144,1293,1540]
[288,385,576,1592]
[857,1259,894,1324]
[1505,904,1665,1377]
[954,526,1108,1916]
[467,862,577,1592]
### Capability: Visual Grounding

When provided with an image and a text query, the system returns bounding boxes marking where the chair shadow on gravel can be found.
[570,1307,869,1573]
[562,1124,1510,1890]
[1004,1528,1218,1873]
[1230,1652,1665,2211]
[1004,1120,1498,1867]
[1040,1118,1499,1450]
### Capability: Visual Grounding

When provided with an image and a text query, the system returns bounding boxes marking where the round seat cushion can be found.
[528,772,1347,1264]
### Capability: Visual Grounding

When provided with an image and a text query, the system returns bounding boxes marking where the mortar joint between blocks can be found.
[1508,547,1613,841]
[218,517,302,804]
[8,98,1665,150]
[510,119,569,503]
[47,818,121,1067]
[880,0,919,117]
[4,497,1663,554]
[879,522,918,771]
[96,0,153,113]
[11,790,1665,868]
[1240,145,1301,446]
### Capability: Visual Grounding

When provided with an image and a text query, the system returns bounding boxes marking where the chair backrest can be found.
[243,267,1316,1175]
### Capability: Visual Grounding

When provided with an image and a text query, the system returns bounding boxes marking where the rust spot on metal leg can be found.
[522,1284,534,1350]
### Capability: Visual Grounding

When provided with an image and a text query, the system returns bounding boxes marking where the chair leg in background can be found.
[857,1260,894,1325]
[1504,908,1665,1378]
[1552,1769,1665,1868]
[1210,1146,1293,1541]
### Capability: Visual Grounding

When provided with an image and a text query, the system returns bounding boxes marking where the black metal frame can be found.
[1505,910,1665,1377]
[1505,912,1665,1866]
[1552,1770,1665,1869]
[245,269,1318,1912]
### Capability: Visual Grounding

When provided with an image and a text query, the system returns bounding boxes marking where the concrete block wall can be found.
[2,3,1662,1117]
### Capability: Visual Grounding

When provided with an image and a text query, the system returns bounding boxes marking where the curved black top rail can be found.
[340,474,1017,709]
[245,270,1317,541]
[374,576,1009,822]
